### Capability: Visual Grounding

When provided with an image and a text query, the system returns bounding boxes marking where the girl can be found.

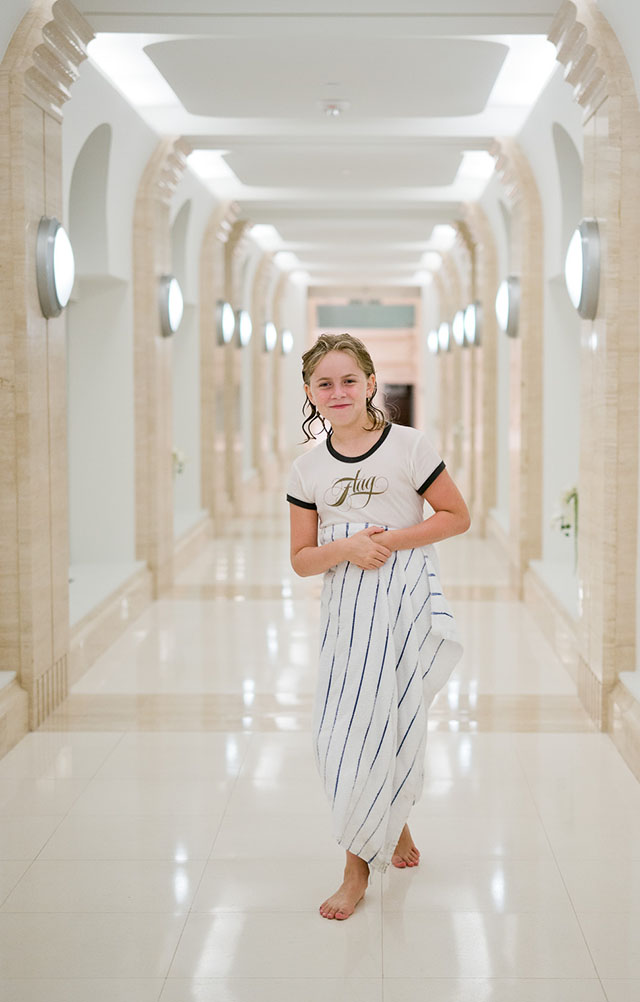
[287,333,469,921]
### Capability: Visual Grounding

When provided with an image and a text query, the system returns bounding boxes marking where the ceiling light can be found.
[159,275,183,337]
[495,276,520,338]
[187,149,237,183]
[452,310,465,347]
[427,330,439,355]
[421,251,442,270]
[36,217,75,318]
[236,309,252,348]
[319,99,350,118]
[565,218,600,320]
[431,225,457,251]
[217,300,235,345]
[251,224,283,251]
[264,321,278,352]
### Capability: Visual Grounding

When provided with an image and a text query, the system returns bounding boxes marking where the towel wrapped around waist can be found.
[313,522,463,872]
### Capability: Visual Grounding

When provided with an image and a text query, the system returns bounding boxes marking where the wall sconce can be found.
[235,309,252,347]
[281,329,294,355]
[159,275,183,337]
[565,218,600,320]
[36,217,75,318]
[495,276,520,338]
[464,302,482,346]
[427,329,439,355]
[216,300,235,345]
[264,321,278,352]
[452,310,465,347]
[437,322,450,352]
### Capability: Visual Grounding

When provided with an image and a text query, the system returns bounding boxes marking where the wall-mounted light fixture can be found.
[264,321,278,352]
[437,322,451,352]
[495,276,520,338]
[235,309,252,348]
[427,329,439,355]
[216,300,235,345]
[36,217,75,318]
[452,310,465,347]
[464,302,482,346]
[159,275,184,337]
[565,217,600,320]
[281,329,294,355]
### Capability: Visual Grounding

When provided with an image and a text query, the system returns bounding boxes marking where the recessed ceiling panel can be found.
[144,37,508,118]
[224,143,461,187]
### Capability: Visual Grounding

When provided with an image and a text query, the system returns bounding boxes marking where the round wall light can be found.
[565,217,600,320]
[495,276,520,338]
[427,329,439,355]
[437,322,451,352]
[264,321,278,352]
[464,302,482,346]
[236,309,252,347]
[36,216,75,318]
[216,300,235,345]
[159,275,184,337]
[281,329,294,355]
[452,310,465,347]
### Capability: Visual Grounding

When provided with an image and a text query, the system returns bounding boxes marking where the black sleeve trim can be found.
[417,460,446,495]
[286,494,317,510]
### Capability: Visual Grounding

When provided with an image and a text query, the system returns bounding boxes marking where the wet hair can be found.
[300,332,387,442]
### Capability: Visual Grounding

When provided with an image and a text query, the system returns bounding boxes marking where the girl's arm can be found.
[289,505,391,577]
[381,469,471,553]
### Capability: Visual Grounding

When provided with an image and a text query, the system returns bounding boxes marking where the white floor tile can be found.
[558,859,640,913]
[382,910,596,978]
[0,779,88,816]
[0,733,123,780]
[67,777,233,817]
[160,978,382,1002]
[0,981,163,1002]
[0,817,64,861]
[209,810,340,860]
[169,911,382,978]
[95,732,250,780]
[38,813,221,861]
[0,913,185,978]
[578,911,640,978]
[601,981,640,1002]
[2,859,207,913]
[382,980,606,1002]
[0,861,31,904]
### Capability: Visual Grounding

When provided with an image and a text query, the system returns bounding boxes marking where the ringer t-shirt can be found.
[286,423,445,530]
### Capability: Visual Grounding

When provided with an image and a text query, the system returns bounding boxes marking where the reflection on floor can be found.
[1,509,639,1001]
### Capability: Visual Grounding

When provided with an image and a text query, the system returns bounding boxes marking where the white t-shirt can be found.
[286,423,445,530]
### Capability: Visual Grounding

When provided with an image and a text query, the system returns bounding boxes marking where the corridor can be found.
[1,501,638,1000]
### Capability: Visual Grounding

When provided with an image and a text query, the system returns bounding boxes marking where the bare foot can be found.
[319,851,369,920]
[392,823,420,868]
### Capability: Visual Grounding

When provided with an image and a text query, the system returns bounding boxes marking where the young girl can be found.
[287,333,469,921]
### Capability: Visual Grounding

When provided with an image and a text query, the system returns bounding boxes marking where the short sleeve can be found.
[411,432,446,495]
[286,461,317,510]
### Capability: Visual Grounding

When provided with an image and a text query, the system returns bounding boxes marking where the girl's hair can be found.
[301,332,387,442]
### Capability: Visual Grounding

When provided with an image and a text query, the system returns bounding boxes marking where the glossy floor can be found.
[1,509,639,1001]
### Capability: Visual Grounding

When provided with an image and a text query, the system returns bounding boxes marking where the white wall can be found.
[64,60,158,568]
[0,0,32,63]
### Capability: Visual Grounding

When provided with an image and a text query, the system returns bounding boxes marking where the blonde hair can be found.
[300,333,386,442]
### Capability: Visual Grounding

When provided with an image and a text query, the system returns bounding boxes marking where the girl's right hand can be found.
[346,526,391,569]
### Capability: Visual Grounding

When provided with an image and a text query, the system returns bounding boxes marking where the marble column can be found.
[0,0,92,735]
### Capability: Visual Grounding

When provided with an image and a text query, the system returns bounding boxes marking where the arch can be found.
[171,198,192,296]
[552,122,583,263]
[69,123,112,276]
[497,199,511,268]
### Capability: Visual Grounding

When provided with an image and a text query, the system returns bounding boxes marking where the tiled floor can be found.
[1,509,639,1000]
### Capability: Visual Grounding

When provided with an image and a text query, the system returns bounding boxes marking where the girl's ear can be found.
[367,374,376,398]
[304,383,315,406]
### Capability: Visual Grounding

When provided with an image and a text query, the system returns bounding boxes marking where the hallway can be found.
[1,503,638,1001]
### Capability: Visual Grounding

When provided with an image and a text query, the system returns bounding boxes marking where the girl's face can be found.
[305,350,375,428]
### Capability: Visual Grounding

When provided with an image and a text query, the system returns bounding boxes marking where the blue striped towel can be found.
[313,522,463,872]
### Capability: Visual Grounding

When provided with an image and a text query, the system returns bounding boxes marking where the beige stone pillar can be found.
[199,200,238,523]
[549,0,640,731]
[452,226,475,505]
[0,0,92,735]
[133,137,190,597]
[463,203,499,536]
[223,219,252,508]
[250,252,278,486]
[492,138,544,593]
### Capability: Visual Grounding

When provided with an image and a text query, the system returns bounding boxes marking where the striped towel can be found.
[313,522,463,873]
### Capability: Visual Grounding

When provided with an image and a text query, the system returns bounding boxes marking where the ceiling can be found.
[79,1,561,287]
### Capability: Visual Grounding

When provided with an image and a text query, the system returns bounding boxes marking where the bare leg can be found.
[319,851,369,920]
[392,823,420,868]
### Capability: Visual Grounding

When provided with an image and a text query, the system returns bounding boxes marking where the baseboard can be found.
[69,564,153,687]
[173,514,213,578]
[524,564,580,686]
[610,678,640,781]
[0,678,29,759]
